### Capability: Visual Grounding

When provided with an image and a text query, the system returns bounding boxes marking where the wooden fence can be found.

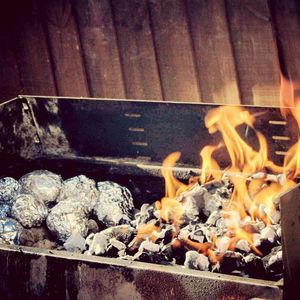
[0,0,299,106]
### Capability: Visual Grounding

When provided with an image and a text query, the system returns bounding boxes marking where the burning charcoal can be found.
[85,232,109,255]
[59,175,98,211]
[205,210,221,226]
[19,170,62,206]
[94,181,134,227]
[87,219,99,234]
[0,218,23,245]
[152,225,173,245]
[109,238,126,251]
[101,225,135,244]
[203,189,229,217]
[254,238,275,257]
[139,239,160,253]
[0,177,20,204]
[134,203,156,227]
[219,251,244,274]
[235,239,251,253]
[216,236,230,253]
[64,232,86,253]
[11,194,48,228]
[260,226,276,243]
[189,227,206,244]
[184,251,209,271]
[276,227,281,239]
[263,246,283,275]
[46,200,89,242]
[243,253,266,279]
[0,204,11,219]
[176,183,207,221]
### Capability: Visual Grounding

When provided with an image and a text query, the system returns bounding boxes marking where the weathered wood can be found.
[13,1,56,96]
[271,0,300,82]
[186,0,241,104]
[148,0,201,102]
[73,0,126,99]
[111,0,163,100]
[0,29,22,101]
[226,0,280,105]
[41,0,89,97]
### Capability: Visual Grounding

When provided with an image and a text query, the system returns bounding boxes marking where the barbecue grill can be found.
[1,95,298,299]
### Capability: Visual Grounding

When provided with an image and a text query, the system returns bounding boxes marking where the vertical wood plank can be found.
[73,0,126,99]
[271,0,300,82]
[186,0,241,104]
[0,27,22,101]
[226,0,280,106]
[111,0,163,100]
[13,1,57,96]
[41,0,89,97]
[148,0,201,102]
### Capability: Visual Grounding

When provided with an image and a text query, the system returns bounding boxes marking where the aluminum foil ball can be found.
[58,175,98,212]
[46,199,89,242]
[94,181,134,227]
[0,177,20,204]
[0,218,23,245]
[0,204,11,219]
[19,170,62,206]
[11,194,48,228]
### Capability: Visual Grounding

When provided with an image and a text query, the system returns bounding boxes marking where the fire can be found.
[153,74,300,265]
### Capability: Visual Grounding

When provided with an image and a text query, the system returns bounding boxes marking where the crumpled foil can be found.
[19,170,62,206]
[0,218,23,245]
[58,175,98,212]
[0,177,20,204]
[94,181,135,227]
[0,204,12,219]
[46,199,89,242]
[11,194,48,228]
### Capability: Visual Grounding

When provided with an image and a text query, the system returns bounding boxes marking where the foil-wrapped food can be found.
[58,175,98,212]
[11,194,48,228]
[0,218,23,245]
[46,199,89,242]
[94,181,135,227]
[0,177,20,204]
[19,170,62,206]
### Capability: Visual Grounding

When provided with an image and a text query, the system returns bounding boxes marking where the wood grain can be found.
[271,0,300,82]
[73,0,125,99]
[226,0,280,105]
[148,0,201,102]
[111,0,163,100]
[41,0,89,97]
[186,0,241,104]
[13,1,56,96]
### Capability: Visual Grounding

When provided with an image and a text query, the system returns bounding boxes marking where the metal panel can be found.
[0,245,282,300]
[25,96,295,167]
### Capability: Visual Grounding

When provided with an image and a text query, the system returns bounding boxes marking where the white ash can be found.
[176,183,206,221]
[216,236,231,253]
[235,239,251,253]
[46,199,89,242]
[11,194,48,228]
[260,226,277,243]
[19,170,62,206]
[139,239,160,253]
[63,232,86,252]
[0,177,20,204]
[134,203,155,227]
[109,238,126,251]
[205,210,221,226]
[58,175,98,212]
[94,181,134,227]
[184,251,209,271]
[85,232,109,255]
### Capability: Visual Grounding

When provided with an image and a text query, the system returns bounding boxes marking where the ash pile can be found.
[0,170,282,280]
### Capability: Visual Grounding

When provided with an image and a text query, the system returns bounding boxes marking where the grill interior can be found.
[0,96,294,299]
